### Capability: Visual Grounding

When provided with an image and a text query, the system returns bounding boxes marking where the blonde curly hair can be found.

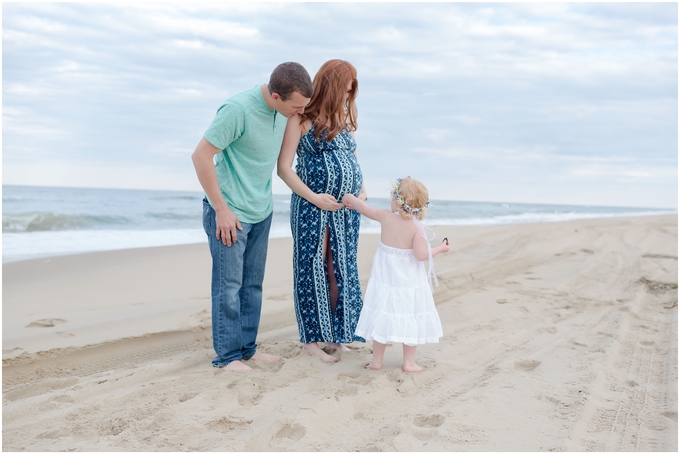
[391,177,430,220]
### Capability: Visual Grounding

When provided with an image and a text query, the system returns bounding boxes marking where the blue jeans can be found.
[202,198,272,368]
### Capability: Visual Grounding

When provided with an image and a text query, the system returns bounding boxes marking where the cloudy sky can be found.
[2,2,677,208]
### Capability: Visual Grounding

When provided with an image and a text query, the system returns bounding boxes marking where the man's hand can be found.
[215,207,242,246]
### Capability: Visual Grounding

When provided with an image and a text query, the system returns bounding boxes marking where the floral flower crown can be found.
[391,177,430,216]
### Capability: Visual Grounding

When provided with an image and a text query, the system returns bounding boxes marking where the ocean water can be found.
[2,185,674,263]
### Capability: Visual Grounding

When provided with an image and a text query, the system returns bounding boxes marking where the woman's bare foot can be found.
[302,342,338,363]
[364,362,382,370]
[221,360,253,372]
[325,342,350,352]
[250,351,281,363]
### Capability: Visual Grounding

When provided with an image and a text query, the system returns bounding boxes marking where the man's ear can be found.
[271,92,281,102]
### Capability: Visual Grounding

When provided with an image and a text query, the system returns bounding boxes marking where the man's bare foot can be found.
[364,362,382,370]
[402,363,424,373]
[302,343,338,363]
[221,360,253,372]
[325,342,350,352]
[250,351,281,363]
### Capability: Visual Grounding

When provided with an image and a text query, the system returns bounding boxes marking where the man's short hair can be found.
[268,62,313,101]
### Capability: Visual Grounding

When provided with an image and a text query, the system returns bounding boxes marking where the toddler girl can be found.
[342,177,449,372]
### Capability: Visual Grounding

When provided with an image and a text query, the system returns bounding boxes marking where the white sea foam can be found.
[2,185,674,263]
[2,229,207,263]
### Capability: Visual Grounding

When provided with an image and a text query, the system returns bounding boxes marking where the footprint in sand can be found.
[338,371,374,385]
[179,391,200,403]
[385,369,405,384]
[360,444,382,452]
[274,423,306,441]
[662,412,678,423]
[277,342,304,359]
[335,371,375,398]
[514,359,541,371]
[413,414,445,428]
[335,384,359,397]
[209,416,252,434]
[402,414,446,442]
[237,382,261,406]
[99,417,130,436]
[26,318,67,328]
[52,394,76,404]
[36,429,69,440]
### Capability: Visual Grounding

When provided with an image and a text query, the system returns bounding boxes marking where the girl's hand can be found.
[313,193,343,211]
[439,238,451,254]
[342,193,356,208]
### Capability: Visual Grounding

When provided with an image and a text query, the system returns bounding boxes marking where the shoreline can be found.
[3,214,677,451]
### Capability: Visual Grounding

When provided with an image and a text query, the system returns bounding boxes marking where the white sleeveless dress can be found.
[354,240,443,346]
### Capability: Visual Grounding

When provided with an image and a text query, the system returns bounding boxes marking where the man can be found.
[192,62,313,371]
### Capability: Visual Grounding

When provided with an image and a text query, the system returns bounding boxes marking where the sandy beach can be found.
[2,214,677,452]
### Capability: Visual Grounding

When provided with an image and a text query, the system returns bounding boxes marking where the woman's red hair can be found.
[301,59,358,142]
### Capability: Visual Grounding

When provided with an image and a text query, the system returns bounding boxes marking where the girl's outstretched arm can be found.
[431,238,450,256]
[342,193,388,222]
[413,235,450,261]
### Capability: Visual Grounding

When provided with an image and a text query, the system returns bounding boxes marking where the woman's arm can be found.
[358,183,367,201]
[277,115,343,211]
[350,129,368,202]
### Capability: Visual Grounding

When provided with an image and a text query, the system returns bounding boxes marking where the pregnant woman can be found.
[277,59,367,362]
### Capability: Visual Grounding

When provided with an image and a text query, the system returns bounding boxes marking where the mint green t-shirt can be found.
[203,86,287,224]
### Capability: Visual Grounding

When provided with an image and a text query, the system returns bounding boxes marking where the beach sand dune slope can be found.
[2,215,677,451]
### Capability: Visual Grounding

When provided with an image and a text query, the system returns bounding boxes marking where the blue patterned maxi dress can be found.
[290,126,365,344]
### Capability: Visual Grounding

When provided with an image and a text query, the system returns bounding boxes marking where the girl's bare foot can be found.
[402,363,424,373]
[221,360,253,372]
[368,341,387,371]
[325,342,350,352]
[250,351,281,363]
[402,345,422,372]
[302,342,338,363]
